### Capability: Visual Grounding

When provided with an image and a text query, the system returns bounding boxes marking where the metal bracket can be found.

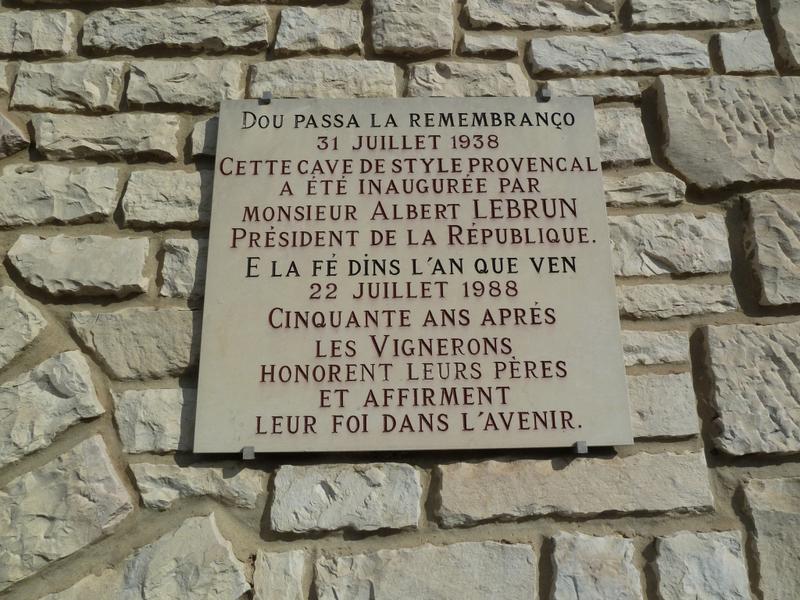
[242,446,256,460]
[258,91,273,105]
[537,83,552,103]
[574,441,588,455]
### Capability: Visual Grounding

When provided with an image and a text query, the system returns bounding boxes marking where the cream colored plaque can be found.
[194,97,632,453]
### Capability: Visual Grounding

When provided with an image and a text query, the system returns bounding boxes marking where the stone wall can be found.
[0,0,798,598]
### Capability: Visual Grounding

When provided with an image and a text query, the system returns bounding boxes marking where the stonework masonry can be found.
[0,0,798,598]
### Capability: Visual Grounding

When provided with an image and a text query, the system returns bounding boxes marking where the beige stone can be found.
[617,283,738,319]
[0,287,46,370]
[11,61,124,112]
[596,107,651,165]
[407,61,529,97]
[628,374,699,439]
[0,113,30,159]
[621,330,688,366]
[160,238,207,300]
[191,117,218,158]
[254,550,307,600]
[466,0,614,30]
[275,7,362,55]
[604,171,685,207]
[716,30,775,74]
[770,0,800,70]
[0,11,78,57]
[371,0,453,56]
[121,170,212,228]
[459,33,518,56]
[128,59,245,109]
[113,388,195,453]
[545,77,640,102]
[630,0,759,27]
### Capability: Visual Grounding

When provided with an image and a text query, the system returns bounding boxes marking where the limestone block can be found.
[0,11,78,57]
[465,0,614,30]
[275,7,363,54]
[630,0,758,27]
[32,113,181,161]
[7,234,149,298]
[128,59,245,110]
[604,171,685,207]
[617,284,738,319]
[0,351,102,468]
[0,436,132,591]
[460,33,518,56]
[160,239,207,300]
[83,6,269,53]
[0,287,46,370]
[71,308,200,380]
[657,75,800,189]
[628,374,699,439]
[249,59,397,99]
[11,61,124,112]
[545,77,640,102]
[371,0,453,56]
[0,62,9,96]
[0,113,30,159]
[0,164,119,227]
[744,477,800,600]
[609,213,730,277]
[271,463,422,533]
[191,117,218,158]
[121,170,212,228]
[316,542,537,600]
[655,531,750,600]
[770,0,800,70]
[113,388,195,453]
[706,322,800,455]
[551,533,642,600]
[716,30,775,74]
[596,107,651,165]
[621,330,688,366]
[407,61,529,97]
[254,550,307,600]
[530,34,709,75]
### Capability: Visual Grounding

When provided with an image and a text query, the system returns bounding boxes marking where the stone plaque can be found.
[194,97,632,453]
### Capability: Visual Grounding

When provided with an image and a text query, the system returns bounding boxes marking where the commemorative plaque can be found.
[193,97,632,453]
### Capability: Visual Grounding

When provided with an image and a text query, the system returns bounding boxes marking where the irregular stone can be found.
[460,33,518,56]
[11,61,124,112]
[160,238,207,300]
[249,59,397,98]
[530,34,709,75]
[0,436,132,591]
[271,463,422,533]
[617,283,738,319]
[316,542,537,600]
[770,0,800,70]
[609,213,731,277]
[0,351,102,468]
[655,531,750,600]
[191,117,218,158]
[657,75,800,189]
[41,570,121,600]
[544,77,640,102]
[113,388,195,453]
[128,59,245,110]
[0,113,30,159]
[122,170,212,228]
[604,171,685,207]
[254,550,307,600]
[744,191,800,305]
[630,0,758,27]
[407,61,529,97]
[0,62,11,96]
[0,11,78,57]
[71,308,200,380]
[437,452,712,526]
[83,6,269,53]
[466,0,614,30]
[8,234,148,298]
[131,463,265,510]
[705,322,800,455]
[744,477,800,600]
[372,0,453,56]
[551,532,642,600]
[0,287,46,370]
[32,113,181,161]
[275,7,362,55]
[627,374,699,439]
[621,330,688,366]
[716,30,775,74]
[596,107,651,165]
[0,164,119,227]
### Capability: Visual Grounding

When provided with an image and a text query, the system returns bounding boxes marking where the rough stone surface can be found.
[437,452,712,526]
[11,61,124,112]
[551,533,642,600]
[655,531,750,600]
[275,7,362,55]
[770,0,800,70]
[0,435,132,591]
[460,33,518,56]
[609,213,731,277]
[131,463,265,510]
[32,113,181,161]
[0,113,30,159]
[604,171,685,207]
[596,107,651,165]
[121,170,212,228]
[529,33,709,75]
[630,0,759,28]
[617,283,738,319]
[716,30,775,74]
[744,477,800,600]
[0,164,119,227]
[706,322,800,456]
[0,11,78,57]
[71,308,200,380]
[113,388,195,453]
[544,77,640,101]
[160,238,207,300]
[254,550,307,600]
[41,571,121,600]
[250,59,397,99]
[271,463,422,533]
[83,7,269,53]
[0,351,103,468]
[316,542,537,600]
[744,191,800,306]
[407,61,529,97]
[621,330,688,366]
[8,234,149,298]
[128,59,245,110]
[191,117,218,158]
[658,75,800,189]
[628,374,699,439]
[372,0,453,56]
[466,0,614,30]
[0,287,46,370]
